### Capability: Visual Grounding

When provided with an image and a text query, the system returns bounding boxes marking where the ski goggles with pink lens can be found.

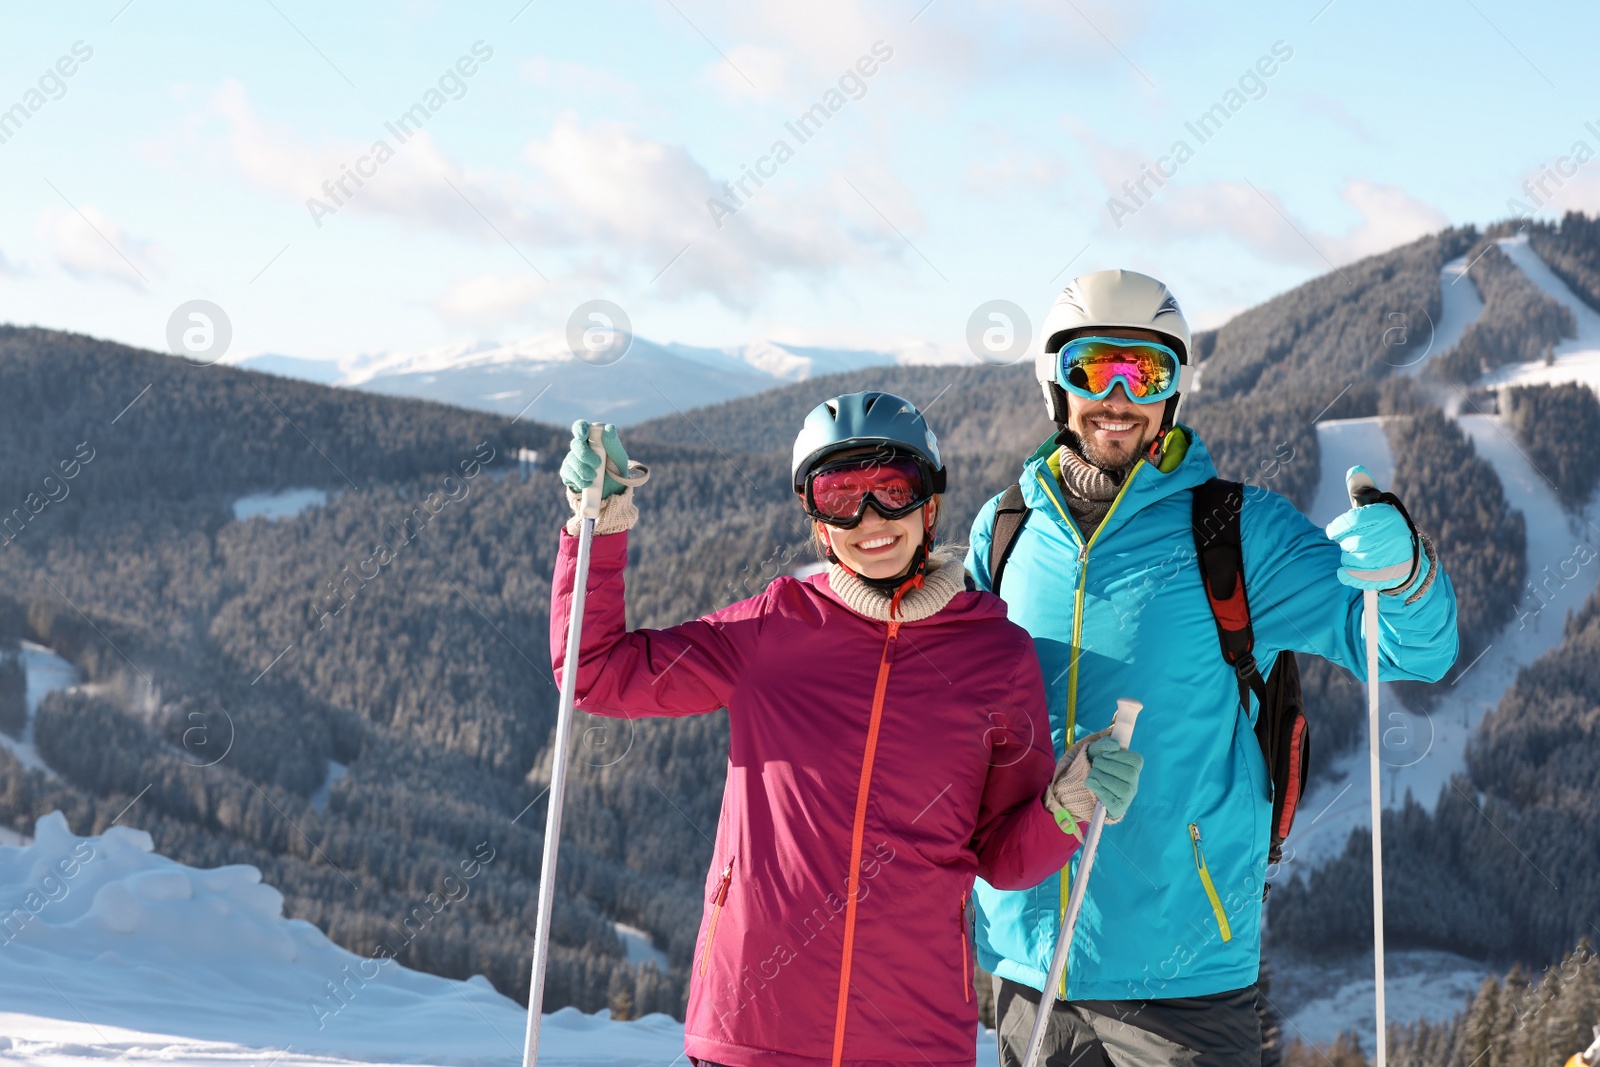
[803,454,936,528]
[1056,335,1182,405]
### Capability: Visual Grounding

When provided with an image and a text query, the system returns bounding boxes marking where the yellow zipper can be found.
[1032,457,1143,994]
[1188,824,1232,942]
[1031,462,1142,743]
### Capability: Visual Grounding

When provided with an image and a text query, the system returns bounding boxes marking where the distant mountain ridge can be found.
[226,334,965,428]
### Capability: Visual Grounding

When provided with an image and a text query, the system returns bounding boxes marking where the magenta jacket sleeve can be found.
[550,529,766,718]
[968,645,1080,891]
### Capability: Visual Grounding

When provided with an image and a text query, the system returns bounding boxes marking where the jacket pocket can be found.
[958,893,972,1004]
[698,858,735,977]
[1187,824,1233,943]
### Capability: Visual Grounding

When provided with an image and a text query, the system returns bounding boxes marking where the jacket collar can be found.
[1019,425,1219,546]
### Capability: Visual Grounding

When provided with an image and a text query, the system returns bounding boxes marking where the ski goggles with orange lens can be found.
[803,454,937,528]
[1057,336,1182,404]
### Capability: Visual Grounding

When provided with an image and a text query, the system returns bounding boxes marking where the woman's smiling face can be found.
[817,498,936,581]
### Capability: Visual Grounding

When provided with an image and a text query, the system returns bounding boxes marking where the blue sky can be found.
[1,0,1597,365]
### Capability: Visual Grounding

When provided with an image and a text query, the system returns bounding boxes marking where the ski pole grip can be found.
[1110,698,1142,750]
[1347,466,1382,509]
[580,423,606,520]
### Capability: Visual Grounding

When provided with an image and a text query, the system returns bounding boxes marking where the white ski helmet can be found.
[1035,269,1195,429]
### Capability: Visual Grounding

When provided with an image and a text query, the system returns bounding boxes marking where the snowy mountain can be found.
[225,335,964,429]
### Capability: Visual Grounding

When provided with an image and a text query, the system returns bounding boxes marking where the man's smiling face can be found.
[1062,326,1173,474]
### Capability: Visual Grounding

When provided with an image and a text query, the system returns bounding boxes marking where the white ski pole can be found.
[523,423,607,1067]
[1021,698,1142,1067]
[1347,469,1387,1067]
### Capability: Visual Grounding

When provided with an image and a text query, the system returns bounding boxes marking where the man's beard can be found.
[1057,426,1143,484]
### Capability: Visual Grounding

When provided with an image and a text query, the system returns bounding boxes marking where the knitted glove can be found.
[558,421,649,536]
[1045,728,1145,837]
[560,420,632,497]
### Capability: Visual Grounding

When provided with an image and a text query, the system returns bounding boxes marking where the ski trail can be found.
[1395,252,1483,379]
[1269,240,1600,1047]
[1287,241,1600,876]
[1275,949,1495,1052]
[1288,418,1600,876]
[1477,233,1600,395]
[0,641,80,786]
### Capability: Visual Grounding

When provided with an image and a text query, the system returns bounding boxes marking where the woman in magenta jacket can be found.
[549,391,1143,1067]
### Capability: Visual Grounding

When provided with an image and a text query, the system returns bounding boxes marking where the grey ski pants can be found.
[991,976,1262,1067]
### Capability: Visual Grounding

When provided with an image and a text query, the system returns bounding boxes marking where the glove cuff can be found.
[1398,532,1440,605]
[564,459,649,535]
[1044,726,1110,831]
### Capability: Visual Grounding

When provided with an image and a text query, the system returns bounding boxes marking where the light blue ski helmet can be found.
[790,391,946,494]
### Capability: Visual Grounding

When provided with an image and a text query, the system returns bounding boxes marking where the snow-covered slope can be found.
[0,812,685,1066]
[1399,252,1484,382]
[227,336,962,429]
[1477,234,1600,395]
[1274,949,1494,1049]
[0,641,80,781]
[1271,235,1600,1049]
[1287,416,1600,875]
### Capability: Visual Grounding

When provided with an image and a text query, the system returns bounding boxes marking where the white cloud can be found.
[519,57,649,108]
[37,205,156,287]
[707,44,791,100]
[964,125,1077,194]
[1139,179,1447,269]
[199,84,912,311]
[435,273,548,325]
[208,80,550,243]
[522,111,899,308]
[1320,180,1449,263]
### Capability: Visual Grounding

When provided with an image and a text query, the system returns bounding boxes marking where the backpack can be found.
[986,478,1310,867]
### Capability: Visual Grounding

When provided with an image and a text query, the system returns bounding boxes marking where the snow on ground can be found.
[612,923,669,971]
[1399,252,1484,379]
[1306,418,1396,527]
[0,641,81,780]
[309,760,348,815]
[0,811,696,1066]
[232,489,330,522]
[1272,948,1494,1050]
[1477,234,1600,397]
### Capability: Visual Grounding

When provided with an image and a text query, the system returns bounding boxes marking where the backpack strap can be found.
[988,484,1030,596]
[1191,478,1269,713]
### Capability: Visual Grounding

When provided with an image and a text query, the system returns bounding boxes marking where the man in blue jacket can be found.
[967,270,1458,1066]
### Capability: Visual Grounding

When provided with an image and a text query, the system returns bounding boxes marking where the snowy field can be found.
[232,488,331,522]
[0,813,692,1067]
[1273,948,1494,1048]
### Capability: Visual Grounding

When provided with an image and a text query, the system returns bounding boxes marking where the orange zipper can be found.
[698,858,735,977]
[830,620,900,1067]
[959,894,971,1004]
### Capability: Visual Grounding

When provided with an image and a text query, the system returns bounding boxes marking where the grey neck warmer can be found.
[1055,445,1123,541]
